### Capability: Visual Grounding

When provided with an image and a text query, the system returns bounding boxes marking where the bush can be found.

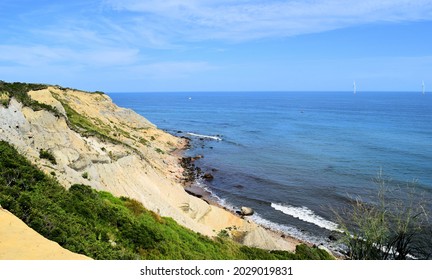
[1,99,8,107]
[39,149,57,165]
[335,172,431,259]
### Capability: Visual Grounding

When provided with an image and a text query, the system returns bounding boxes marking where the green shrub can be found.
[1,99,8,107]
[39,149,57,165]
[335,172,431,260]
[217,229,229,239]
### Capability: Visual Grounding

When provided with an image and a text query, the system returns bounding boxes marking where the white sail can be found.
[353,81,356,95]
[422,80,425,95]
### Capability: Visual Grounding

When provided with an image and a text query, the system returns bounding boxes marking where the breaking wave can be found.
[186,132,222,141]
[271,203,341,232]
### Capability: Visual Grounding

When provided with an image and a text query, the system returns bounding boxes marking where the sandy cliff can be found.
[0,207,90,260]
[0,86,299,254]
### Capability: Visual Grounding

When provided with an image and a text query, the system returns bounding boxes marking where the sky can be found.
[0,0,432,92]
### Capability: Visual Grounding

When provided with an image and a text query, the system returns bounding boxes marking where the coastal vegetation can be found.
[51,90,148,159]
[0,81,61,116]
[0,141,333,260]
[38,149,57,165]
[60,101,120,144]
[336,173,431,259]
[0,80,113,143]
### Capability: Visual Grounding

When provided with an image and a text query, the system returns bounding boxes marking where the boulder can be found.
[240,206,254,216]
[203,173,214,181]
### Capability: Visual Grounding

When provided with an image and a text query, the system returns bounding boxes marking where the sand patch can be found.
[0,208,91,260]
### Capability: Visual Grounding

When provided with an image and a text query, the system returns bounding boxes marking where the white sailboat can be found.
[422,80,425,95]
[353,80,356,95]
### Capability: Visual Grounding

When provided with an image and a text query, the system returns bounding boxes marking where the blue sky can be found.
[1,0,431,92]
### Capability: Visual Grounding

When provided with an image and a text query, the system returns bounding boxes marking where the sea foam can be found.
[186,132,222,141]
[271,203,341,232]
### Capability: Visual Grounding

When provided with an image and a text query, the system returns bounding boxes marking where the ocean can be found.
[109,91,432,248]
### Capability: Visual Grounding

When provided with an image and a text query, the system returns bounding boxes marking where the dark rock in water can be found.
[192,155,203,161]
[233,184,244,189]
[328,234,339,241]
[177,130,183,133]
[181,157,192,164]
[203,173,214,181]
[179,157,196,184]
[240,206,254,216]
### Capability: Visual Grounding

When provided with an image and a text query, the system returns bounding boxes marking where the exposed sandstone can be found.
[0,86,300,254]
[0,208,91,260]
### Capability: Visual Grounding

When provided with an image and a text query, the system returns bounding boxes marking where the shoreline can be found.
[175,138,307,251]
[178,148,341,257]
[1,85,330,257]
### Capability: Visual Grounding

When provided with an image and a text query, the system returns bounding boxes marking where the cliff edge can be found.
[0,83,299,255]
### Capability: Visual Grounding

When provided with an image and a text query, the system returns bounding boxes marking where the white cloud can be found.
[0,44,140,67]
[102,0,432,41]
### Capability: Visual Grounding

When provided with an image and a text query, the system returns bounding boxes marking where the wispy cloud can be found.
[0,45,140,67]
[1,0,431,90]
[103,0,432,41]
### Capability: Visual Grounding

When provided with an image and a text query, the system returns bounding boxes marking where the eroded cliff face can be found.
[0,86,298,252]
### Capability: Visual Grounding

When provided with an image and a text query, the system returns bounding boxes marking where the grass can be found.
[60,102,121,145]
[139,137,150,147]
[0,140,333,260]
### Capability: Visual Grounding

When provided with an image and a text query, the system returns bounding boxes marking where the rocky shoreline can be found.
[175,137,315,251]
[0,85,308,254]
[179,152,337,255]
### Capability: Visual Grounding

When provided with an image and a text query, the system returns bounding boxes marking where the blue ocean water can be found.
[109,91,432,245]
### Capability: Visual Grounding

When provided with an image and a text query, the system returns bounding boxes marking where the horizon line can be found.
[106,90,428,94]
